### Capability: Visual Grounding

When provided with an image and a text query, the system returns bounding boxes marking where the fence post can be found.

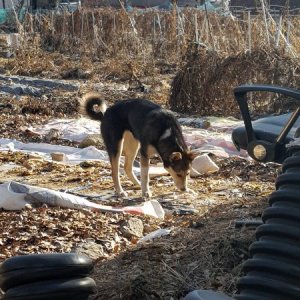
[247,10,251,53]
[194,12,199,44]
[260,0,270,46]
[275,14,282,48]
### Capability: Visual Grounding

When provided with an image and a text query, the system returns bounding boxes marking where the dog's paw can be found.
[142,190,152,199]
[179,188,197,195]
[116,190,128,198]
[186,188,197,195]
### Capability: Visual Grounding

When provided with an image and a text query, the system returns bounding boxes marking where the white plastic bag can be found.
[191,154,219,177]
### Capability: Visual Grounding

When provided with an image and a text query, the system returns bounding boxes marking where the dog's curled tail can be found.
[80,92,107,121]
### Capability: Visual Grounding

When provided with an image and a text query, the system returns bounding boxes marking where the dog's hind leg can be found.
[101,119,127,197]
[122,131,141,186]
[140,155,151,198]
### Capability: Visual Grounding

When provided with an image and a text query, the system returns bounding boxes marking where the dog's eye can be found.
[177,174,183,178]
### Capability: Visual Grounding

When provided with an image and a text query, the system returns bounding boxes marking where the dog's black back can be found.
[100,99,187,161]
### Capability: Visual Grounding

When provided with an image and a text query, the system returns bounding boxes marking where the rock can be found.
[79,134,103,148]
[73,239,106,262]
[120,218,144,238]
[44,128,63,142]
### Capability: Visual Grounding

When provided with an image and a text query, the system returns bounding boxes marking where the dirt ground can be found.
[0,56,281,299]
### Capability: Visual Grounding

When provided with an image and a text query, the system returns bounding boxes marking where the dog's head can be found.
[164,151,197,191]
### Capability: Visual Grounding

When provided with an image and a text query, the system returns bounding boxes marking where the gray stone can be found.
[44,128,63,142]
[120,218,144,238]
[79,134,103,148]
[73,240,106,261]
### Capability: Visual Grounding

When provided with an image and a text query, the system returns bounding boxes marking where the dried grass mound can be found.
[169,46,300,117]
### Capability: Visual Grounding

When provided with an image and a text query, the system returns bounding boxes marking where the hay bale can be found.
[169,46,300,117]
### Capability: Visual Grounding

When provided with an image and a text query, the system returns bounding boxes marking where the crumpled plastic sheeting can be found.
[184,128,249,158]
[27,118,100,142]
[0,139,171,181]
[0,139,221,176]
[0,181,165,219]
[26,117,249,159]
[0,138,108,163]
[0,138,169,177]
[179,116,248,158]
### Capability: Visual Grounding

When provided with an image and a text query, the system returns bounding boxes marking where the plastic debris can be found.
[191,154,220,177]
[0,181,165,219]
[138,228,172,243]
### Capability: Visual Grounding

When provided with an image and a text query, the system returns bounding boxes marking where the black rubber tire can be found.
[3,277,96,300]
[0,253,94,292]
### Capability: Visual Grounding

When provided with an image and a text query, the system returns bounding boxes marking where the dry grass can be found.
[17,7,300,59]
[3,7,297,119]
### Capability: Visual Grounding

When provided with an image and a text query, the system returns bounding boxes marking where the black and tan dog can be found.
[81,93,197,197]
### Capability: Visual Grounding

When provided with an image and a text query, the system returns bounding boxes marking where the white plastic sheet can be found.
[26,118,100,142]
[0,181,165,219]
[0,138,109,164]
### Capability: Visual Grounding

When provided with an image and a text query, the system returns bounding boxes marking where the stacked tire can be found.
[0,253,96,300]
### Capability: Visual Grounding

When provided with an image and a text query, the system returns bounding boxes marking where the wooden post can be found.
[248,10,251,53]
[275,14,282,48]
[260,0,270,46]
[194,13,199,44]
[286,19,291,49]
[153,15,155,41]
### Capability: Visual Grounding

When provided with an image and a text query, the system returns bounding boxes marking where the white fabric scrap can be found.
[0,181,165,219]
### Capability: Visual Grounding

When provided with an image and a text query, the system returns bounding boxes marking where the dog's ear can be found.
[187,151,198,161]
[170,152,182,162]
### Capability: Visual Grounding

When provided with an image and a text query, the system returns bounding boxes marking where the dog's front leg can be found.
[140,155,151,198]
[111,155,127,197]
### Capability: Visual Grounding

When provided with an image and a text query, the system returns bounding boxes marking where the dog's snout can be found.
[180,187,186,192]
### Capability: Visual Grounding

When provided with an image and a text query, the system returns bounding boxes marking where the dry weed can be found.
[170,45,300,117]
